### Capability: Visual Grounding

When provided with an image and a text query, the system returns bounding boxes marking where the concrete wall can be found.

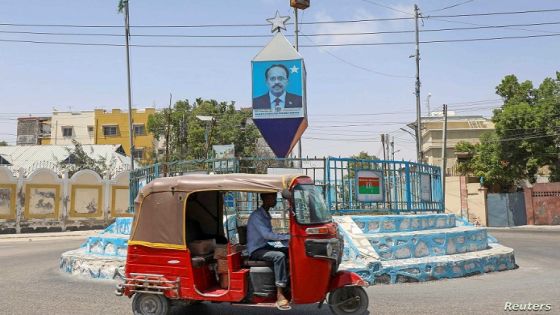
[50,111,95,145]
[0,167,131,234]
[524,183,560,225]
[444,176,487,226]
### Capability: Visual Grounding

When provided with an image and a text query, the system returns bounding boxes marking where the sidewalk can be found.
[486,225,560,233]
[0,230,102,242]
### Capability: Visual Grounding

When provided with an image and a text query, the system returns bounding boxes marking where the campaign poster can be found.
[252,59,305,119]
[356,170,384,202]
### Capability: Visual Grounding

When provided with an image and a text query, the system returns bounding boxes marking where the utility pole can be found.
[165,94,172,165]
[385,134,391,162]
[441,104,448,209]
[180,113,186,159]
[391,136,395,161]
[294,7,302,167]
[124,0,134,171]
[381,134,386,160]
[414,4,423,163]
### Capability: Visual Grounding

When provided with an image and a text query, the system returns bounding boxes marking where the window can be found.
[87,126,94,137]
[103,126,118,136]
[132,148,144,160]
[62,127,73,138]
[293,184,332,225]
[133,124,145,136]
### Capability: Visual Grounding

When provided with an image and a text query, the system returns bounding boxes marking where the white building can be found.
[50,111,95,145]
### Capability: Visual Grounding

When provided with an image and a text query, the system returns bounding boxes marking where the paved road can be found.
[0,230,558,315]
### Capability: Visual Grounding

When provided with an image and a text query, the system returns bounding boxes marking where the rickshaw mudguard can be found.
[328,271,369,291]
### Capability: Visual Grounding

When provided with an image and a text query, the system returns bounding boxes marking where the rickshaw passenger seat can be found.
[242,258,273,268]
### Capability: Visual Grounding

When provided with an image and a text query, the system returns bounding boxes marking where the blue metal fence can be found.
[129,157,443,214]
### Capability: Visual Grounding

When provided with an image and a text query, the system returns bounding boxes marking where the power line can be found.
[0,16,415,29]
[429,8,560,18]
[2,21,560,39]
[2,32,559,48]
[300,31,413,79]
[2,8,558,30]
[428,0,475,13]
[360,0,413,16]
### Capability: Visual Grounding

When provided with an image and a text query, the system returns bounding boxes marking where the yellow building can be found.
[94,108,156,164]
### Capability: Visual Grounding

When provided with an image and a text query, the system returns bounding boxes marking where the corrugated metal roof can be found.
[0,144,130,177]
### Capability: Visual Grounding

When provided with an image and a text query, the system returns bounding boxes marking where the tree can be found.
[469,133,518,192]
[493,72,560,185]
[0,141,7,146]
[458,72,560,191]
[147,99,260,162]
[454,141,476,176]
[57,140,119,179]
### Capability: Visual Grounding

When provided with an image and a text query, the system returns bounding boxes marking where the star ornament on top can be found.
[266,11,290,33]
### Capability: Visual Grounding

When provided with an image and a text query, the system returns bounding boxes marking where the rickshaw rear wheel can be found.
[132,293,170,315]
[328,286,369,315]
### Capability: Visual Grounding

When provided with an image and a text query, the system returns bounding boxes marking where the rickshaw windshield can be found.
[293,184,332,225]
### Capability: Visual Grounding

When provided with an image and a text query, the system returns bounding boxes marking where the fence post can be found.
[404,163,412,212]
[523,186,534,225]
[15,168,25,234]
[103,174,110,224]
[61,170,69,232]
[325,157,333,213]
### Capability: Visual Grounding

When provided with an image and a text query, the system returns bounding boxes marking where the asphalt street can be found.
[0,229,558,315]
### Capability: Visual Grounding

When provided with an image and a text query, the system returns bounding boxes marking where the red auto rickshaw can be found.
[116,173,369,314]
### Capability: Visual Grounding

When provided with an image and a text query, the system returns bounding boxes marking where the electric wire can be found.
[2,32,559,48]
[1,8,559,29]
[428,0,475,13]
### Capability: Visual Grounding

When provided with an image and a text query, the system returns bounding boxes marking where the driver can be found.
[247,192,291,310]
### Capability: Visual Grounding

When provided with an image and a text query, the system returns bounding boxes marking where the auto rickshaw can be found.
[116,173,369,314]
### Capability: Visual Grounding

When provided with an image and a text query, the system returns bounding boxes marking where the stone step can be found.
[60,248,125,280]
[83,233,129,257]
[370,243,516,284]
[350,213,456,234]
[366,226,488,260]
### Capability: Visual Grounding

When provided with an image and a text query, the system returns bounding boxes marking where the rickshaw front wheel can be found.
[328,286,369,315]
[132,293,170,315]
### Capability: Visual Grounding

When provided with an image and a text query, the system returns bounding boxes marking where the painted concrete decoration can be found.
[0,167,130,234]
[251,13,308,158]
[26,185,60,218]
[0,185,15,219]
[71,185,102,217]
[111,186,130,217]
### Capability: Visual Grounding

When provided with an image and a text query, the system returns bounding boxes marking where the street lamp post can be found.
[123,0,135,171]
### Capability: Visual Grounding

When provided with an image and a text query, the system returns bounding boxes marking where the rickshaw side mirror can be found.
[281,188,292,200]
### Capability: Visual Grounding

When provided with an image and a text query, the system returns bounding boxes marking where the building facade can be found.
[16,117,51,145]
[94,108,156,164]
[421,113,495,175]
[49,111,95,145]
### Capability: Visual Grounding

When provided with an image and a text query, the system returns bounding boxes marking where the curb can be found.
[0,230,102,242]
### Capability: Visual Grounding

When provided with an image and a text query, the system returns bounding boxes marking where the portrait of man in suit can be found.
[253,64,303,111]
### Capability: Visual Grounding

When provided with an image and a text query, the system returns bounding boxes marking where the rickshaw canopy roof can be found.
[139,173,306,196]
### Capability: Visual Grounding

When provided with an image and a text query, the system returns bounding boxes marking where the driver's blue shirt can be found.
[247,207,290,255]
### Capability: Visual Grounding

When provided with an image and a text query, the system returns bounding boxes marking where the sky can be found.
[1,0,559,161]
